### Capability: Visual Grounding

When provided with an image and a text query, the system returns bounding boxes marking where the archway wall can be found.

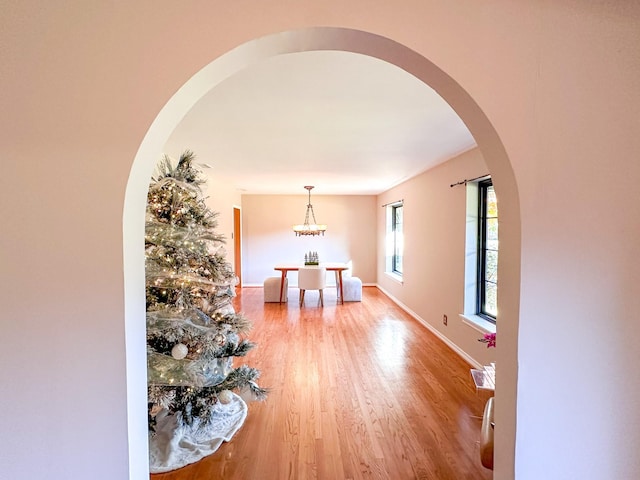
[127,25,521,479]
[2,2,639,480]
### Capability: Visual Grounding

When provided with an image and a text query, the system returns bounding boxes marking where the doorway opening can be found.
[233,206,242,287]
[123,26,520,478]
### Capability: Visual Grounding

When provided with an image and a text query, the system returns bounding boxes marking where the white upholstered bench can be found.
[339,276,362,302]
[264,277,287,303]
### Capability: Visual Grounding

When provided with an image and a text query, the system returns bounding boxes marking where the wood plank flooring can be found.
[151,286,493,480]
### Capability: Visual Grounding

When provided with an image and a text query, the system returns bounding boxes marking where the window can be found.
[462,177,498,332]
[385,201,403,279]
[477,179,498,321]
[392,203,403,274]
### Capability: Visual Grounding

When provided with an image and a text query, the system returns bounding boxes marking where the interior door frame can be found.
[233,206,242,287]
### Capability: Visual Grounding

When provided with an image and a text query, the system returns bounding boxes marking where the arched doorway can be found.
[123,27,520,478]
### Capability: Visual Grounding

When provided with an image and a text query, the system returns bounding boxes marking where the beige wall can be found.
[241,194,377,286]
[377,148,496,367]
[2,2,639,480]
[202,177,243,262]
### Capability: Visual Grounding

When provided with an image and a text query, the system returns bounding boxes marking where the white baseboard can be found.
[375,285,482,370]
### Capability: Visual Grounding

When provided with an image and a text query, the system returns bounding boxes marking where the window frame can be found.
[391,203,403,275]
[384,201,403,282]
[477,179,497,322]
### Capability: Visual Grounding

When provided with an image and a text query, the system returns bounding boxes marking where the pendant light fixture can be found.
[293,186,327,236]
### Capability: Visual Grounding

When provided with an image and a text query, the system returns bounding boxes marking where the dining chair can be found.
[298,266,327,307]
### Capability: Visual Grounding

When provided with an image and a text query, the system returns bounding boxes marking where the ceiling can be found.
[164,50,476,196]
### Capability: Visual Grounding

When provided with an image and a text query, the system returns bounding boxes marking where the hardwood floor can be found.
[151,286,493,480]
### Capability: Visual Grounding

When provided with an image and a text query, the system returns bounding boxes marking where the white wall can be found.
[241,194,377,286]
[2,2,639,480]
[377,148,497,367]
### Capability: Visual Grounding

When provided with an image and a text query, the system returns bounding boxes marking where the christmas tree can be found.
[145,151,266,472]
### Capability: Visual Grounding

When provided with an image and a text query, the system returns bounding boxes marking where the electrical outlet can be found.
[443,314,448,326]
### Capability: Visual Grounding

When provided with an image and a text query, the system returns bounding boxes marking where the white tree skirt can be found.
[149,392,247,473]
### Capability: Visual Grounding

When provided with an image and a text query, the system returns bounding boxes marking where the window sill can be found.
[460,314,496,334]
[384,271,403,285]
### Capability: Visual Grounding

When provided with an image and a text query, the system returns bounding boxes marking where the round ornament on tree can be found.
[217,390,233,404]
[171,343,189,360]
[213,333,226,346]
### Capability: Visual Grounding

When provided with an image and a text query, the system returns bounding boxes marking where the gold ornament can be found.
[149,404,163,417]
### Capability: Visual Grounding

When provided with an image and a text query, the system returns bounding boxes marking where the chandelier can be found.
[293,186,327,236]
